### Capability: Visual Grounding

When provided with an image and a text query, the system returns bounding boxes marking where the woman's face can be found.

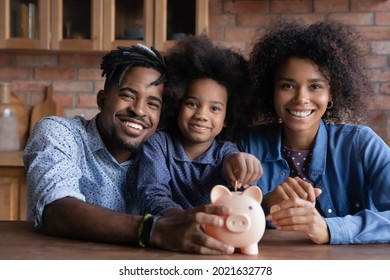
[274,57,331,140]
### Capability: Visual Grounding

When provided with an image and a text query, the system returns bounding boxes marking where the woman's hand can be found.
[263,177,322,209]
[266,197,330,244]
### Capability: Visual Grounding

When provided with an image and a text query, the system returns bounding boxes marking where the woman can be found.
[223,20,390,245]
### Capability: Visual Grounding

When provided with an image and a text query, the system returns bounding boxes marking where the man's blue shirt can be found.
[24,115,140,227]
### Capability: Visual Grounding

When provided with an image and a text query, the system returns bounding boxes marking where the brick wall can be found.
[0,51,103,121]
[0,0,389,142]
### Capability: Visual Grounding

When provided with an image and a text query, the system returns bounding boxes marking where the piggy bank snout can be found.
[225,213,251,233]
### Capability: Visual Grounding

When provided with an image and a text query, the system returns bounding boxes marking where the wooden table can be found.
[1,221,389,260]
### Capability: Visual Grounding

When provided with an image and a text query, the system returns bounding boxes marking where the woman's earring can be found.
[327,100,334,109]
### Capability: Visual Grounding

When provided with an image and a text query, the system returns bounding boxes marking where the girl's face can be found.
[274,57,331,142]
[177,78,227,154]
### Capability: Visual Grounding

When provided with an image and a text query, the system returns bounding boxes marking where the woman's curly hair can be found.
[248,19,372,125]
[160,34,252,142]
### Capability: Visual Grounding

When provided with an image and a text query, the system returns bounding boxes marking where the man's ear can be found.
[97,90,106,110]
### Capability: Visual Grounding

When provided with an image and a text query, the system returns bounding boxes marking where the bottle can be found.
[0,82,20,152]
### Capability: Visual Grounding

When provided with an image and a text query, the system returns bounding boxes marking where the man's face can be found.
[97,67,164,163]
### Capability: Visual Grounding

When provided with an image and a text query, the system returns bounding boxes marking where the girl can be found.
[137,34,262,216]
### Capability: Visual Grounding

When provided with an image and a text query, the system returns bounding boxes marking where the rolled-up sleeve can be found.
[24,118,85,227]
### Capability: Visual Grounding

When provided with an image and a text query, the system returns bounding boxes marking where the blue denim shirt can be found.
[24,116,140,228]
[238,120,390,244]
[137,130,238,215]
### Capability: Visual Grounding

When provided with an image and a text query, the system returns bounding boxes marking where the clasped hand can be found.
[264,177,329,244]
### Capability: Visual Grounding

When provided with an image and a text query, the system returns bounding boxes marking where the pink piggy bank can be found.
[204,185,265,255]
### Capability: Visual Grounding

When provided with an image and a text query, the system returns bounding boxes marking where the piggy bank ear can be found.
[210,185,231,203]
[243,186,262,203]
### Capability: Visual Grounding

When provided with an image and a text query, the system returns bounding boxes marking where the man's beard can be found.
[110,127,142,153]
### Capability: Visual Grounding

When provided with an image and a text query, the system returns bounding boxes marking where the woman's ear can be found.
[97,90,106,110]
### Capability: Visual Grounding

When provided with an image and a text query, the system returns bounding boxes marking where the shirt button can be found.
[327,209,332,214]
[281,172,286,177]
[355,202,360,208]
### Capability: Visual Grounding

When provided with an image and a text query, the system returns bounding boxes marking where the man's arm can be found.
[43,197,141,245]
[44,197,235,254]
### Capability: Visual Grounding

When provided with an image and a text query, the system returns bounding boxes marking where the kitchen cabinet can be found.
[105,0,209,52]
[0,151,26,220]
[51,0,103,51]
[0,0,51,50]
[103,0,154,50]
[0,0,105,51]
[0,0,209,52]
[154,0,209,51]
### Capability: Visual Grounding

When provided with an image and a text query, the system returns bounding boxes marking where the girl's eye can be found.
[281,83,294,90]
[211,106,221,112]
[186,102,197,108]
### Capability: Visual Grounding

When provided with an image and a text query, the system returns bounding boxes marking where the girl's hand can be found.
[222,152,263,189]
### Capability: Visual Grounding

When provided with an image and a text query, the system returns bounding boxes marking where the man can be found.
[24,44,234,255]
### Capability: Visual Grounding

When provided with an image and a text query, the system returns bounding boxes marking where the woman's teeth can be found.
[289,110,312,117]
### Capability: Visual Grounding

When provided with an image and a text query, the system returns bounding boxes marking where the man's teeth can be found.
[289,110,312,117]
[124,122,143,130]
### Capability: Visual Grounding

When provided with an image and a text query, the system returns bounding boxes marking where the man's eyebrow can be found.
[120,87,162,104]
[120,86,137,94]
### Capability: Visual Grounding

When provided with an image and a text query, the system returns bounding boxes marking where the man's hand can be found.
[152,205,235,254]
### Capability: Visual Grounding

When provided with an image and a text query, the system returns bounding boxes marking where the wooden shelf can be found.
[0,151,24,167]
[0,150,26,220]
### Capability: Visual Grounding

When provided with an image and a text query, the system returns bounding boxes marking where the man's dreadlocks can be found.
[100,44,167,92]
